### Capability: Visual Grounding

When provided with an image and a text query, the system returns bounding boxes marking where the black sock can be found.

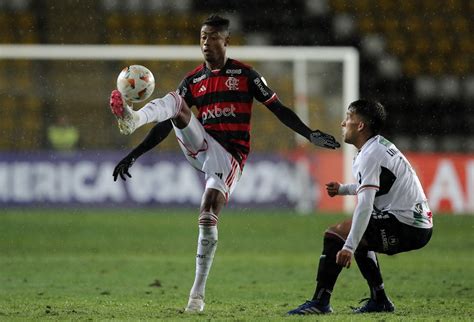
[354,250,388,302]
[372,284,388,302]
[311,234,345,305]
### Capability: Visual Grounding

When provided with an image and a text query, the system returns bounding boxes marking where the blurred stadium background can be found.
[0,0,473,214]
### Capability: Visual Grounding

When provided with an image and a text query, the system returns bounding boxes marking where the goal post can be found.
[0,44,359,213]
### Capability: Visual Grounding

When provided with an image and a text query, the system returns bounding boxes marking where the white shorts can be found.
[173,114,241,201]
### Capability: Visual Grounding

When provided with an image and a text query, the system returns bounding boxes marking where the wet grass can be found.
[0,209,472,321]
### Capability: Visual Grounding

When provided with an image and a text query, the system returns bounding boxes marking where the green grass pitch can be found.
[0,209,473,321]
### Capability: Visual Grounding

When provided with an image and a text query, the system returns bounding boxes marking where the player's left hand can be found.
[310,130,341,149]
[336,249,352,268]
[113,155,136,181]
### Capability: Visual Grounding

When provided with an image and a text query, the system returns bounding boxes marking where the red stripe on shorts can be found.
[225,158,239,188]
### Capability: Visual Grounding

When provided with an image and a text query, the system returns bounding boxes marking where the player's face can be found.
[341,109,363,145]
[200,25,229,67]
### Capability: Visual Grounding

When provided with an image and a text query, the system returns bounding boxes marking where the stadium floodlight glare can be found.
[0,44,359,213]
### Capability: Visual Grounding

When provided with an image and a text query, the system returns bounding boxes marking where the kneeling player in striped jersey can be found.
[109,15,340,313]
[288,100,433,315]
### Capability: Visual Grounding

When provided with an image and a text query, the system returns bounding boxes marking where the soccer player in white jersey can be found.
[288,99,433,315]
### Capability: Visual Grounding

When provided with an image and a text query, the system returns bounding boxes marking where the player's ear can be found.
[224,35,230,46]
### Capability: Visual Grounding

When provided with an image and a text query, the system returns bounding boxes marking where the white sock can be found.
[135,91,183,127]
[189,213,219,299]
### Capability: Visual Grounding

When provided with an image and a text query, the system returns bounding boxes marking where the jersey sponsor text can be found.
[201,105,236,121]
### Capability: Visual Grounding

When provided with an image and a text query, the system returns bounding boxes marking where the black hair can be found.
[202,15,230,32]
[348,99,386,135]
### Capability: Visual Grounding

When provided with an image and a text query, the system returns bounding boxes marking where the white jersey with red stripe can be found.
[352,135,432,228]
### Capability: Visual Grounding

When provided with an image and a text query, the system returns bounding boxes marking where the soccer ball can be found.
[116,65,155,102]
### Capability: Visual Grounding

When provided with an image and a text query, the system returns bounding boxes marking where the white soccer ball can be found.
[116,65,155,102]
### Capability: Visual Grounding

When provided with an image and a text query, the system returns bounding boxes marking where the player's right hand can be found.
[325,181,341,197]
[113,155,135,181]
[336,249,352,268]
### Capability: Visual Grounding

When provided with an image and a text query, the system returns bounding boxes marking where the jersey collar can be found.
[204,58,232,75]
[358,135,379,153]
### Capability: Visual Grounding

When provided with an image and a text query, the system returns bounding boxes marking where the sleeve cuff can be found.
[339,183,357,195]
[342,244,354,254]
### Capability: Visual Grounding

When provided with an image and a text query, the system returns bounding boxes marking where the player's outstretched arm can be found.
[266,100,340,149]
[113,120,173,181]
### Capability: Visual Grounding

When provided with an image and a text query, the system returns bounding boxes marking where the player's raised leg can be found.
[109,90,184,135]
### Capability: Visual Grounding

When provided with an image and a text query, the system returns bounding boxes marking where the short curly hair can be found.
[202,15,230,32]
[348,99,386,135]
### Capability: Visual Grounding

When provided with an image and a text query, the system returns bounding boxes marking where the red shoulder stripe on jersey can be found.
[185,63,205,78]
[230,58,253,70]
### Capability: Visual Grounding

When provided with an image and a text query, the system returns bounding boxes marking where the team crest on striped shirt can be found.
[225,77,239,90]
